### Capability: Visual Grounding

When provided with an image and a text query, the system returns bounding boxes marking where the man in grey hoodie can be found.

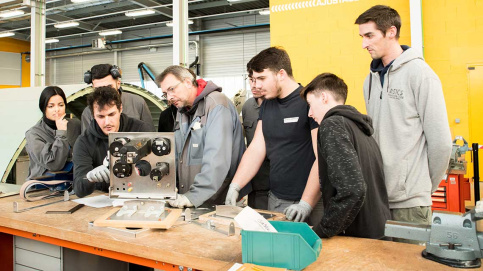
[156,66,245,208]
[355,5,452,232]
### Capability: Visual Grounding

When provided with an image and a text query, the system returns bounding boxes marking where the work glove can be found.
[167,194,194,208]
[86,165,110,183]
[225,183,241,206]
[103,152,110,168]
[284,200,313,222]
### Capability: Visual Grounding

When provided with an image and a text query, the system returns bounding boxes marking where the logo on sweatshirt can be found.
[388,88,404,100]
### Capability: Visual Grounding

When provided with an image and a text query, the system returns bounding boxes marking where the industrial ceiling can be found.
[0,0,269,41]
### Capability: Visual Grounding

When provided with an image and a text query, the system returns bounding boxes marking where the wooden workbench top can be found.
[0,192,457,270]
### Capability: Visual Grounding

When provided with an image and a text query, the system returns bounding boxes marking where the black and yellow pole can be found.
[473,143,480,202]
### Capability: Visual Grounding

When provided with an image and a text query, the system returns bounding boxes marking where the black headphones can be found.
[84,65,122,84]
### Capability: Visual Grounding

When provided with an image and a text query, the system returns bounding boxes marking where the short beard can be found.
[275,80,282,98]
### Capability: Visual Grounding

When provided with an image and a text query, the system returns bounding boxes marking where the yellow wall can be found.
[423,0,483,145]
[423,0,483,182]
[270,0,483,180]
[0,37,30,88]
[270,0,410,111]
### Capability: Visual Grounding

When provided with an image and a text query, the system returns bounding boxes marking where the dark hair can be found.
[87,86,122,114]
[156,65,197,87]
[39,86,67,113]
[249,46,293,77]
[90,64,121,81]
[301,73,348,104]
[355,5,401,39]
[246,58,253,77]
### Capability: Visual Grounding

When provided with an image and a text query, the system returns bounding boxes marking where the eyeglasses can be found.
[245,75,255,84]
[161,81,182,99]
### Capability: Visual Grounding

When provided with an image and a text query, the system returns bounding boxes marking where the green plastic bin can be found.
[241,221,322,270]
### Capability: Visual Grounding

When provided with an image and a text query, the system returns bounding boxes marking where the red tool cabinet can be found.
[431,174,471,212]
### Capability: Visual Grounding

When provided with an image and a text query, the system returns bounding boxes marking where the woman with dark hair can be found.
[25,86,81,179]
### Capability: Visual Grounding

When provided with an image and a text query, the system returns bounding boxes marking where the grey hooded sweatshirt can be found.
[174,80,245,207]
[25,118,81,179]
[363,46,452,209]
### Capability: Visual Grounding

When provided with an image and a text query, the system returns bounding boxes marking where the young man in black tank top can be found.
[226,47,323,225]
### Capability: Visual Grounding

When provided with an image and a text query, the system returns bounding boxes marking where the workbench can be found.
[0,192,457,270]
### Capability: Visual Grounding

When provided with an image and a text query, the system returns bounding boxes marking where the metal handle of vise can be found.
[384,220,432,242]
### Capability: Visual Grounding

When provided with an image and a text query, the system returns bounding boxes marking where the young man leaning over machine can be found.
[225,47,324,226]
[301,73,391,239]
[73,86,153,198]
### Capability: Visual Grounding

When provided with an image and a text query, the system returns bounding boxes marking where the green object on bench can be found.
[241,221,322,270]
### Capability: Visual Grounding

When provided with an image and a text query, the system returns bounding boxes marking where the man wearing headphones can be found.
[82,64,155,132]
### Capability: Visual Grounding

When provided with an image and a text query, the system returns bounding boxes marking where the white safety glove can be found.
[103,152,110,168]
[86,165,110,183]
[225,183,241,206]
[167,194,194,208]
[284,200,313,222]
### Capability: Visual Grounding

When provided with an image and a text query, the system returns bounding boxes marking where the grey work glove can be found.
[86,165,110,183]
[167,194,194,208]
[225,183,241,206]
[284,199,313,222]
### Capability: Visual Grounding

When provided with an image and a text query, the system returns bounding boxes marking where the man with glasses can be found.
[156,65,245,208]
[241,60,270,210]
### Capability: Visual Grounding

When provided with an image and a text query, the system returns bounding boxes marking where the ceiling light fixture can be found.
[166,20,193,27]
[227,0,244,2]
[54,21,79,29]
[259,9,270,15]
[0,31,15,38]
[125,9,155,17]
[99,29,122,36]
[0,10,25,18]
[71,0,94,3]
[45,38,59,43]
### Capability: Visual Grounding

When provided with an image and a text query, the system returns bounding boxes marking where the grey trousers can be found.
[268,191,324,227]
[390,206,432,245]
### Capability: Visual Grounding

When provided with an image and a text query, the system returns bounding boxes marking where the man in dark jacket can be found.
[301,73,390,239]
[73,86,153,198]
[158,103,177,132]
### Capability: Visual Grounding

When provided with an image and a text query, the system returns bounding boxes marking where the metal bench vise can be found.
[385,209,483,268]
